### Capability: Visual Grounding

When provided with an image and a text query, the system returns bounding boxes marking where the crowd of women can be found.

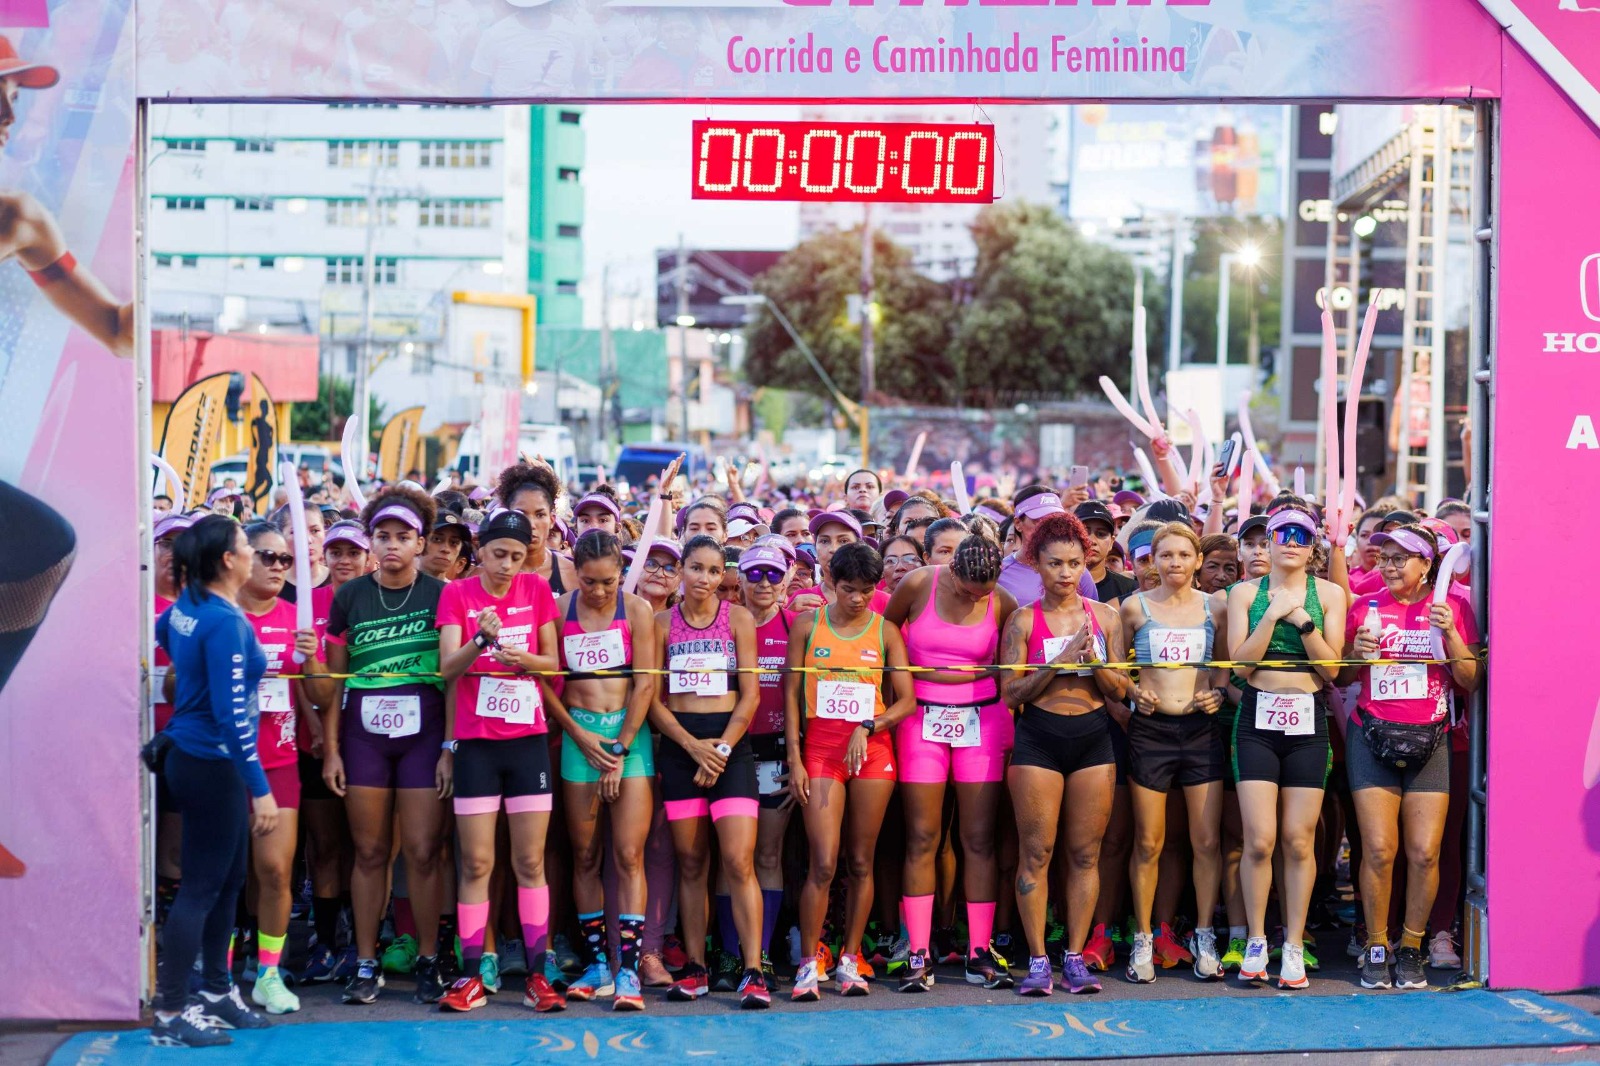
[146,455,1481,1047]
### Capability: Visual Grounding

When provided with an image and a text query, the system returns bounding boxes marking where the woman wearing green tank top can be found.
[1223,505,1348,992]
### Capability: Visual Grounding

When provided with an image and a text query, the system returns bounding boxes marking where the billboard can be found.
[0,0,142,1021]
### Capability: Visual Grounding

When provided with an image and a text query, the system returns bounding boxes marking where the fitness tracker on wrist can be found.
[714,742,732,758]
[1296,619,1316,636]
[861,720,876,736]
[607,740,628,758]
[441,740,458,753]
[472,631,492,650]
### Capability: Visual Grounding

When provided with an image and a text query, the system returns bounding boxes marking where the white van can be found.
[454,422,578,489]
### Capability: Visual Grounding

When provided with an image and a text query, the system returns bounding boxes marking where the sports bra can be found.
[1130,591,1215,664]
[903,566,1000,705]
[1247,576,1325,668]
[560,592,633,682]
[666,599,743,695]
[546,553,568,596]
[1026,600,1108,675]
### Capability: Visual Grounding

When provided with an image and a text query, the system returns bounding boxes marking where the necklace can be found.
[377,576,419,613]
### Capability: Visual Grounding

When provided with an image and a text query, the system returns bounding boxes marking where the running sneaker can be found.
[864,921,888,963]
[1060,953,1102,995]
[964,946,1014,990]
[993,931,1017,962]
[342,957,384,1004]
[414,955,446,1004]
[885,936,911,976]
[761,951,780,991]
[550,934,582,977]
[668,962,710,1001]
[1359,944,1392,989]
[898,950,933,993]
[1152,922,1194,968]
[441,937,464,982]
[1394,946,1429,990]
[331,945,359,983]
[639,951,673,988]
[1238,937,1269,983]
[1347,923,1368,959]
[250,969,300,1015]
[196,985,270,1030]
[439,976,488,1013]
[738,968,771,1009]
[544,952,571,993]
[1278,942,1309,990]
[792,959,821,1002]
[1220,937,1247,972]
[478,952,501,995]
[524,973,568,1012]
[382,933,419,975]
[499,937,528,977]
[1017,956,1054,997]
[298,944,338,985]
[1125,932,1156,984]
[662,935,689,973]
[708,948,738,993]
[814,940,836,981]
[932,927,964,966]
[836,953,870,997]
[1429,930,1463,971]
[149,1002,232,1048]
[613,968,644,1012]
[856,958,876,982]
[1303,938,1321,971]
[1081,923,1114,972]
[1190,928,1222,981]
[568,961,616,1002]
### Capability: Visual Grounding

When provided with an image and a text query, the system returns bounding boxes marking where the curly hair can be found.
[495,460,562,511]
[1023,512,1090,567]
[361,484,436,534]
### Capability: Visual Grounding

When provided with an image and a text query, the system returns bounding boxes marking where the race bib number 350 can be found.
[921,704,981,748]
[816,679,875,724]
[361,694,421,738]
[1254,693,1315,736]
[669,654,728,697]
[476,678,542,726]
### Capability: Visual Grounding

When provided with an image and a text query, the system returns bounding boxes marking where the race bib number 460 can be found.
[564,629,626,672]
[361,694,421,738]
[476,678,542,726]
[1254,693,1315,736]
[669,654,728,696]
[921,704,980,748]
[816,679,874,723]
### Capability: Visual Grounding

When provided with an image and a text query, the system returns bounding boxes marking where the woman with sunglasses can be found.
[548,530,659,1011]
[738,542,799,989]
[786,543,918,1001]
[1337,525,1479,991]
[321,487,451,1006]
[649,536,769,1008]
[233,523,326,1014]
[1224,505,1348,990]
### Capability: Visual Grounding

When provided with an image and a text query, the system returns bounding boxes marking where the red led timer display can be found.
[690,119,997,204]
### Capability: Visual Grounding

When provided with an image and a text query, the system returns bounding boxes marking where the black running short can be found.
[1233,686,1332,790]
[454,734,554,809]
[1009,705,1116,778]
[658,711,759,821]
[1127,711,1225,791]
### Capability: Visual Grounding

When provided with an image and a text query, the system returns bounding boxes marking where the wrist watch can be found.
[607,740,629,758]
[1296,618,1317,636]
[860,720,876,736]
[714,742,733,758]
[472,631,492,650]
[441,740,458,753]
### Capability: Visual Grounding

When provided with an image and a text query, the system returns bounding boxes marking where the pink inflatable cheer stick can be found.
[1319,309,1344,538]
[279,461,315,663]
[1339,302,1379,540]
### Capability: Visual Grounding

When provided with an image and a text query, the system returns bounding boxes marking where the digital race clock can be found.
[690,119,997,204]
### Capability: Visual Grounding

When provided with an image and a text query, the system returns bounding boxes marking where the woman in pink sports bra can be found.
[884,534,1017,993]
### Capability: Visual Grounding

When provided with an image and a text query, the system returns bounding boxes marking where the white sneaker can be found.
[1239,936,1269,981]
[1278,942,1308,989]
[836,953,869,996]
[1190,928,1221,980]
[791,959,820,1002]
[1428,930,1463,971]
[1125,932,1155,983]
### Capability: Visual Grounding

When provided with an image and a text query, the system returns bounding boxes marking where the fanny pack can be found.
[141,731,175,775]
[1359,714,1446,771]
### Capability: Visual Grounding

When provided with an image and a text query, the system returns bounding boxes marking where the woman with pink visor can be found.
[885,534,1017,993]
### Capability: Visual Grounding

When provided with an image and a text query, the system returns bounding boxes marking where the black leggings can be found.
[156,749,250,1011]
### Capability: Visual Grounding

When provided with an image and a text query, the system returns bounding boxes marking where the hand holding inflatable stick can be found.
[1430,542,1472,662]
[622,453,684,595]
[279,462,314,663]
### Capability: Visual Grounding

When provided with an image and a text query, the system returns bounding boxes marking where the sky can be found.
[579,105,801,330]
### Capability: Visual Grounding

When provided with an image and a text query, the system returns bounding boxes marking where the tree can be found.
[1181,216,1282,367]
[290,373,386,445]
[742,227,957,406]
[952,201,1161,406]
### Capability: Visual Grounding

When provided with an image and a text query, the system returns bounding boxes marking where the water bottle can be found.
[1362,600,1383,660]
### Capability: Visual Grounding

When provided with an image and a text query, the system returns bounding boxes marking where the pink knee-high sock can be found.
[904,894,934,955]
[518,885,551,963]
[458,899,490,964]
[966,901,996,958]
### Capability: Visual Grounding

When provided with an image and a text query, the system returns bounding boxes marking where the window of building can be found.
[557,167,580,183]
[418,199,492,228]
[555,280,579,296]
[164,197,206,211]
[155,254,173,267]
[325,199,397,227]
[327,139,399,168]
[259,257,276,269]
[232,139,275,153]
[232,197,274,212]
[326,256,399,285]
[229,257,249,270]
[557,223,581,239]
[419,140,493,168]
[558,111,582,125]
[162,139,205,153]
[181,256,199,268]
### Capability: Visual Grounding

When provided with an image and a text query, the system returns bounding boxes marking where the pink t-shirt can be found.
[437,573,559,741]
[1345,587,1479,726]
[1349,567,1387,598]
[245,598,302,770]
[298,583,338,754]
[154,594,175,732]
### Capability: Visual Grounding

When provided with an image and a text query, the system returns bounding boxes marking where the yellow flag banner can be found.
[378,406,426,484]
[156,373,234,509]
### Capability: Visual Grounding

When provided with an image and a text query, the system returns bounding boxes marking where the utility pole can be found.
[676,235,691,443]
[353,150,380,462]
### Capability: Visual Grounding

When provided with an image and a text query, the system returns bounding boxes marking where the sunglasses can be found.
[254,549,294,569]
[743,567,786,585]
[643,558,679,575]
[1272,527,1316,548]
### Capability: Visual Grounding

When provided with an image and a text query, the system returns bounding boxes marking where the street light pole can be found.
[1217,251,1235,366]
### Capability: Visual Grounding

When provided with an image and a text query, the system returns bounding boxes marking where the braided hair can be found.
[950,533,1002,586]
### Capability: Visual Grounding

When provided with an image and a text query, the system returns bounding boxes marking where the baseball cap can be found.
[1112,489,1146,510]
[1074,501,1116,532]
[808,510,863,539]
[752,533,797,562]
[644,538,683,561]
[1239,515,1270,540]
[727,502,760,523]
[153,512,197,541]
[1371,528,1437,560]
[737,545,789,574]
[1380,510,1419,529]
[479,510,533,546]
[1015,492,1066,522]
[1129,528,1156,560]
[883,489,909,510]
[1143,498,1191,525]
[432,512,468,536]
[1419,516,1459,547]
[324,520,370,551]
[467,486,491,502]
[726,517,758,539]
[0,36,59,89]
[206,487,242,507]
